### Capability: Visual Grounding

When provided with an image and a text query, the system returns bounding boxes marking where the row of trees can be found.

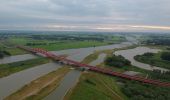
[30,35,105,42]
[144,35,170,45]
[26,43,47,46]
[149,70,170,81]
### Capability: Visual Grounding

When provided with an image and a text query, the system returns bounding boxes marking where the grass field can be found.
[8,36,126,51]
[64,44,170,100]
[65,72,127,100]
[64,48,128,100]
[0,57,49,78]
[5,48,27,55]
[0,41,26,55]
[134,52,170,69]
[34,41,108,51]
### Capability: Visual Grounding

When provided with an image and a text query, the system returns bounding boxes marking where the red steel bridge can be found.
[17,45,170,87]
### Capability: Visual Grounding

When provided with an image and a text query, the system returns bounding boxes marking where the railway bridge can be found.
[17,45,170,87]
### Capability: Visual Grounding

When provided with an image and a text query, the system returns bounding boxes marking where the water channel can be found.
[44,53,107,100]
[1,38,169,100]
[115,47,168,71]
[0,42,132,99]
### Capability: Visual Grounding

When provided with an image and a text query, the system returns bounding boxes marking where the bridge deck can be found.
[17,45,170,87]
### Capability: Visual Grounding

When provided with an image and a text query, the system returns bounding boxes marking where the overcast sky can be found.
[0,0,170,32]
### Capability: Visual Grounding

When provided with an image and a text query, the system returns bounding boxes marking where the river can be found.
[44,53,107,100]
[0,42,132,99]
[0,62,62,99]
[2,37,165,100]
[115,47,168,71]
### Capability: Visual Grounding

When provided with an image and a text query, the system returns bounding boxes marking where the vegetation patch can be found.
[120,79,170,100]
[0,58,49,78]
[0,50,11,58]
[64,73,126,100]
[105,55,131,67]
[134,52,170,69]
[161,52,170,61]
[5,67,70,100]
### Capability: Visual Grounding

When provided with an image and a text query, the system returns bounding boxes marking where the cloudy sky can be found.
[0,0,170,32]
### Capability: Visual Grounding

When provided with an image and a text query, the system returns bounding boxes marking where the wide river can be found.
[0,42,132,99]
[0,39,168,100]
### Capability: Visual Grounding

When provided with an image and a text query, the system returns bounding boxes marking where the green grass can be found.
[65,50,127,100]
[120,79,170,100]
[0,58,49,78]
[66,73,127,100]
[8,36,126,51]
[112,36,126,43]
[134,52,170,69]
[5,48,27,55]
[33,41,108,51]
[9,37,31,45]
[0,41,26,55]
[70,45,170,100]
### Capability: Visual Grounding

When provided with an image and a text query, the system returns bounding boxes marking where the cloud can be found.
[0,0,170,32]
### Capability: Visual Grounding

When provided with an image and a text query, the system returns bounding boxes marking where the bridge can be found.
[17,45,170,87]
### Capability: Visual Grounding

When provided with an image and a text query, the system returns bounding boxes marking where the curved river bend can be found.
[115,47,168,71]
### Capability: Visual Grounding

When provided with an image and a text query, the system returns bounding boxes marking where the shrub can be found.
[105,55,131,67]
[161,52,170,61]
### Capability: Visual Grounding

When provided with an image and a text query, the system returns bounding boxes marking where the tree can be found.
[105,55,131,67]
[161,52,170,61]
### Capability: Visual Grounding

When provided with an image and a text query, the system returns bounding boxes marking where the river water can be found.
[1,39,167,100]
[44,53,107,100]
[115,47,168,71]
[90,53,106,66]
[0,62,62,99]
[0,42,133,99]
[0,54,36,64]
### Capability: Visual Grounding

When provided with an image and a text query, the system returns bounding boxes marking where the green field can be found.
[0,40,26,55]
[134,52,170,69]
[66,72,126,100]
[0,57,49,78]
[33,41,108,51]
[65,50,127,100]
[7,34,126,51]
[66,45,170,100]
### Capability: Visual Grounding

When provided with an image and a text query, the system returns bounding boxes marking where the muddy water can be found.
[46,43,132,100]
[0,42,132,65]
[44,53,107,100]
[0,42,133,99]
[90,53,106,66]
[0,54,36,64]
[44,70,81,100]
[0,62,61,99]
[115,47,168,71]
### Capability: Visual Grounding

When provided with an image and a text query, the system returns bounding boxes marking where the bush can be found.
[3,51,11,56]
[121,80,170,100]
[161,52,170,61]
[105,55,131,67]
[143,53,154,57]
[0,53,4,58]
